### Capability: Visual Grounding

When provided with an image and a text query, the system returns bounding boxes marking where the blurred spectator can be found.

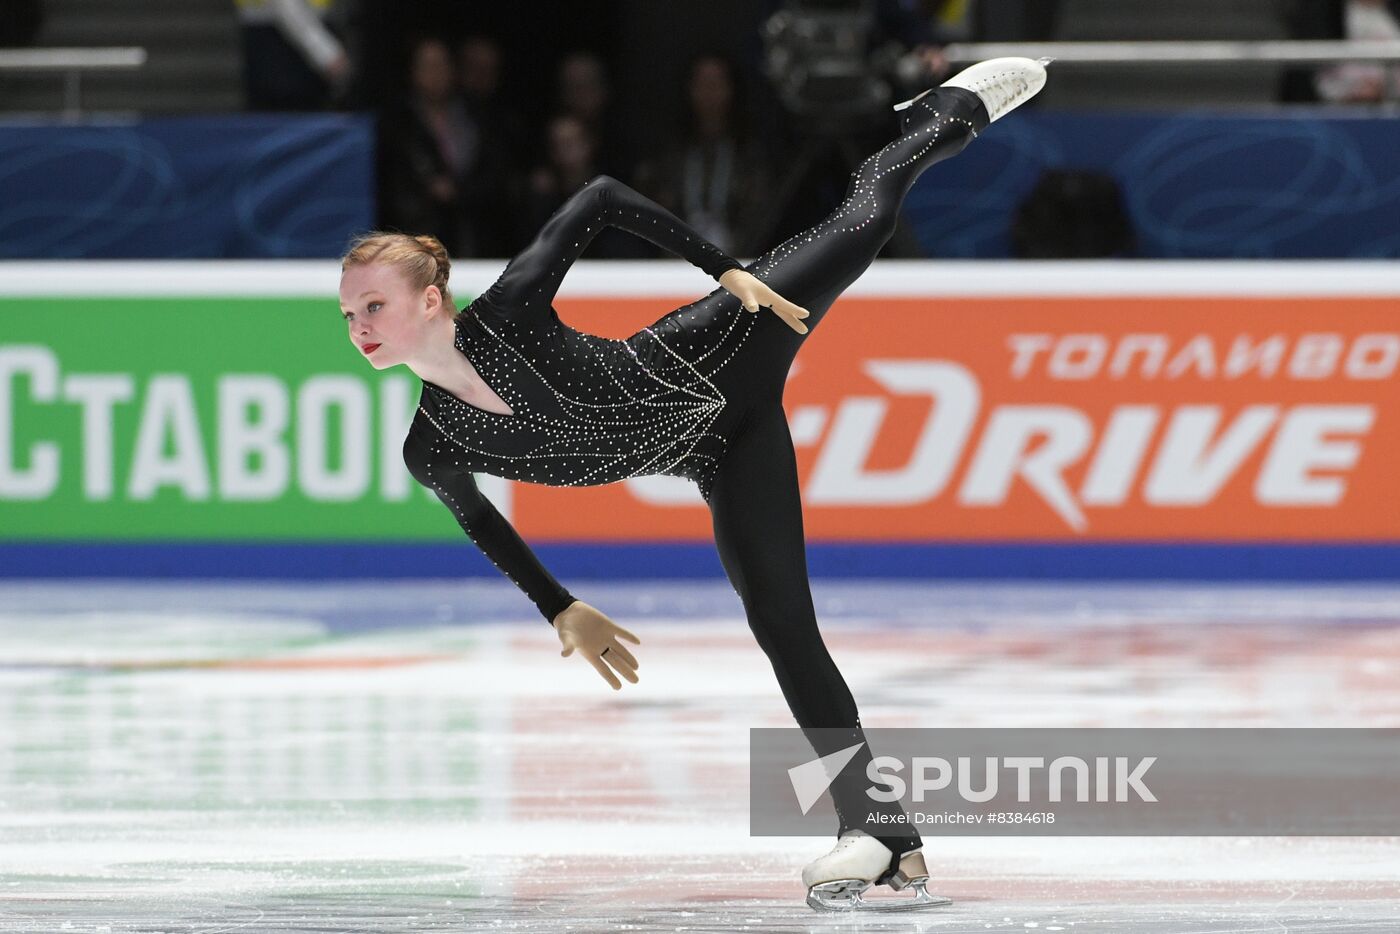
[1011,170,1136,259]
[380,37,499,256]
[455,33,531,254]
[0,0,43,47]
[522,113,597,238]
[458,34,529,171]
[237,0,352,111]
[1281,0,1400,103]
[1318,0,1400,103]
[633,51,775,258]
[521,113,647,258]
[554,50,628,177]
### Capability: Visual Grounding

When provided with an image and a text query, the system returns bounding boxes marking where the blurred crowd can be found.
[240,1,800,257]
[368,37,781,260]
[217,0,1400,260]
[4,0,1395,260]
[232,0,1064,259]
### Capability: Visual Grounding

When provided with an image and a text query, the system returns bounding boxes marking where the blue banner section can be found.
[3,111,1395,260]
[4,543,1398,581]
[0,114,374,258]
[906,110,1400,258]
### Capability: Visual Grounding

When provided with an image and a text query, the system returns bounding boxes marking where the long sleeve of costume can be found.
[404,429,576,624]
[477,174,745,320]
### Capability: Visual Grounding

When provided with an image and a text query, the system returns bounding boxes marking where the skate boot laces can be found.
[966,69,1029,119]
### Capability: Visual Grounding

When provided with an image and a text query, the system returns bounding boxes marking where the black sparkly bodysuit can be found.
[410,177,747,506]
[402,86,991,855]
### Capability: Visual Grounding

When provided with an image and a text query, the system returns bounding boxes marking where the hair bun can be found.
[413,234,451,292]
[340,230,456,311]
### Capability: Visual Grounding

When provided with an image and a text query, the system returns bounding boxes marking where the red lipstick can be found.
[362,343,381,355]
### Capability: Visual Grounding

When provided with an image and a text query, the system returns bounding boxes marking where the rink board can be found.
[2,260,1398,578]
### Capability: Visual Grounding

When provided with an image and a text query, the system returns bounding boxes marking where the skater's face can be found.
[338,263,444,371]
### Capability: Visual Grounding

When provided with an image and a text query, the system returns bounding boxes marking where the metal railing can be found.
[943,39,1400,65]
[0,47,148,116]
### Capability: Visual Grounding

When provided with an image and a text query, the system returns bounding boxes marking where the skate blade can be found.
[806,878,952,913]
[892,87,933,112]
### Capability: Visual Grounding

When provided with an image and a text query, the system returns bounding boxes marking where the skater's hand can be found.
[554,600,641,690]
[719,269,810,334]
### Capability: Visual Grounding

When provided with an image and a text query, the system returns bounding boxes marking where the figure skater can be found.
[338,58,1048,912]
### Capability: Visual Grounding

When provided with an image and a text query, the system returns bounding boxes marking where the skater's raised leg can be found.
[740,57,1049,377]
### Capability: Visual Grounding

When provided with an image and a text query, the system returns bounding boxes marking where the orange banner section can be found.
[516,297,1399,542]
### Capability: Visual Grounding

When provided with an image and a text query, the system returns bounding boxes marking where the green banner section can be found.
[1,297,464,540]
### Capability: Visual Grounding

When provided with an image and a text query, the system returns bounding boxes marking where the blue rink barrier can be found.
[905,110,1400,258]
[2,111,1397,259]
[0,114,374,258]
[3,542,1398,581]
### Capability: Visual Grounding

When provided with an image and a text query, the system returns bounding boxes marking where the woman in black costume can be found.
[339,57,1048,912]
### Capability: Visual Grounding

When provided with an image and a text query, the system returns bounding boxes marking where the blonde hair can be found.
[340,231,455,313]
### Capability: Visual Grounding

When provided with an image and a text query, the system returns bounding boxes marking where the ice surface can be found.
[1,580,1397,932]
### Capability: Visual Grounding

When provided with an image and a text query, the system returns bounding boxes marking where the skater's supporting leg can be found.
[707,402,921,856]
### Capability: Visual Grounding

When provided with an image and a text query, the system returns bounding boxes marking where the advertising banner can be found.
[537,294,1400,542]
[2,261,1397,575]
[1,295,445,539]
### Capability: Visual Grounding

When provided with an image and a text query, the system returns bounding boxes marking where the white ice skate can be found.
[894,56,1051,126]
[801,830,951,912]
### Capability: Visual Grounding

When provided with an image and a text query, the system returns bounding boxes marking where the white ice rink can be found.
[1,580,1398,932]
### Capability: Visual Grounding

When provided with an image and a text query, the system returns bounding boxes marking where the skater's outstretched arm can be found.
[477,174,744,320]
[404,432,576,625]
[404,433,641,688]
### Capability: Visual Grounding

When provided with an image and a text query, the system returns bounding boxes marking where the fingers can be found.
[607,640,639,671]
[602,647,639,685]
[587,652,622,690]
[780,300,811,333]
[753,303,806,333]
[580,646,638,691]
[742,285,810,334]
[614,625,641,645]
[567,642,634,690]
[776,303,809,334]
